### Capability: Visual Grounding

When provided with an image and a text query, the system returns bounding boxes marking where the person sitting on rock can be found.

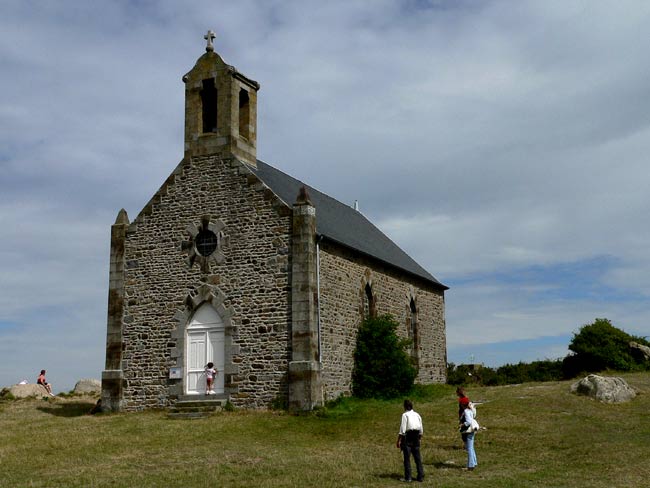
[37,369,54,396]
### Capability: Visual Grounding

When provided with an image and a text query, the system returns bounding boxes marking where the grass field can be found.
[1,372,648,488]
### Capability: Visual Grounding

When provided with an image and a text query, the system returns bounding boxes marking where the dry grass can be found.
[1,372,649,487]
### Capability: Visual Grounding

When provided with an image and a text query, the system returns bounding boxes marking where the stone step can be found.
[177,393,228,402]
[167,395,228,418]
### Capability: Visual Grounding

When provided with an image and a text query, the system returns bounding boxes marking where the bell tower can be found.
[182,30,260,167]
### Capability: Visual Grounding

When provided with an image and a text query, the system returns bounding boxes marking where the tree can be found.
[352,314,417,399]
[562,318,650,377]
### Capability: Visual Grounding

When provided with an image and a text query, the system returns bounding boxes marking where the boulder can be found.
[73,378,101,395]
[630,341,650,361]
[1,383,51,399]
[570,374,636,403]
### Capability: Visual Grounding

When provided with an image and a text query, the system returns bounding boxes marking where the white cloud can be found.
[2,1,650,390]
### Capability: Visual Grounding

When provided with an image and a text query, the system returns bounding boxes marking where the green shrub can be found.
[494,360,564,384]
[563,318,650,377]
[446,363,481,385]
[352,314,416,399]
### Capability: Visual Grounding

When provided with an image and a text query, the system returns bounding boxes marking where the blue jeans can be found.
[466,432,477,468]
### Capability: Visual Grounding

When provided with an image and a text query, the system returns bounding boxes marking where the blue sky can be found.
[1,0,650,391]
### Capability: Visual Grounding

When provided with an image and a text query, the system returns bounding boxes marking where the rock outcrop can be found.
[1,383,51,399]
[73,378,101,395]
[570,374,636,403]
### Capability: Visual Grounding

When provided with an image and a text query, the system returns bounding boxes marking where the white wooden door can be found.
[186,304,225,395]
[187,331,208,394]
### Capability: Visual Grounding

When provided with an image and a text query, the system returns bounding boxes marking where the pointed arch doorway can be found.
[186,303,225,395]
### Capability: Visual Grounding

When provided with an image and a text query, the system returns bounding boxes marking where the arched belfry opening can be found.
[200,78,218,133]
[239,89,250,139]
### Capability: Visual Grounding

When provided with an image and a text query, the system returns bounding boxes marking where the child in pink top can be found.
[205,362,218,395]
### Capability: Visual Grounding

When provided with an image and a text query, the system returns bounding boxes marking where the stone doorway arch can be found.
[169,284,237,400]
[185,303,225,395]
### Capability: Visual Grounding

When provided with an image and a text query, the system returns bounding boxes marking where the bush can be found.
[495,360,564,384]
[563,318,650,377]
[447,359,564,387]
[352,314,417,399]
[446,363,483,385]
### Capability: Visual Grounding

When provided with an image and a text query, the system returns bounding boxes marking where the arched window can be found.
[409,298,419,367]
[364,283,376,319]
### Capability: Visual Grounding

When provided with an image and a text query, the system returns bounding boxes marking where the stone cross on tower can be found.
[204,30,216,52]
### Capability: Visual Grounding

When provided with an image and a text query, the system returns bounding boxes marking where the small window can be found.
[364,283,376,319]
[195,229,219,257]
[238,89,250,139]
[201,79,218,133]
[409,299,419,363]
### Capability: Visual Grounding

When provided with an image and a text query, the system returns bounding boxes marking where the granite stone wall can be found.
[318,241,447,401]
[117,154,292,411]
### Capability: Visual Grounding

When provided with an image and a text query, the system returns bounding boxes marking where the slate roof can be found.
[250,159,448,290]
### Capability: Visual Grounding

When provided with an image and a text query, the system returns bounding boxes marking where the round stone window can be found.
[195,229,219,257]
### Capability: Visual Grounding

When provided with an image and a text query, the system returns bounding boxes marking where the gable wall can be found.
[318,241,446,400]
[119,155,292,410]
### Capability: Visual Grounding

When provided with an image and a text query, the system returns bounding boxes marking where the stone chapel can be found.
[101,32,448,412]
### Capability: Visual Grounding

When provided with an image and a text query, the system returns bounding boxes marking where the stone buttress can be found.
[288,187,324,410]
[101,209,129,411]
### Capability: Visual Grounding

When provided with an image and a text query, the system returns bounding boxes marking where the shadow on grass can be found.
[376,459,463,481]
[37,401,96,417]
[376,472,404,481]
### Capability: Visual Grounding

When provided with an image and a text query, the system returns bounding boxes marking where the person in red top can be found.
[37,369,54,396]
[456,387,470,447]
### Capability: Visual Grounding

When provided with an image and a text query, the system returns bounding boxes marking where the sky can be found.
[1,0,650,392]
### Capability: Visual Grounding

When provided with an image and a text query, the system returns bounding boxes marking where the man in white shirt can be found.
[396,399,424,482]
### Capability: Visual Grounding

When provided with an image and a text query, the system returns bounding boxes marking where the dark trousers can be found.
[401,431,424,481]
